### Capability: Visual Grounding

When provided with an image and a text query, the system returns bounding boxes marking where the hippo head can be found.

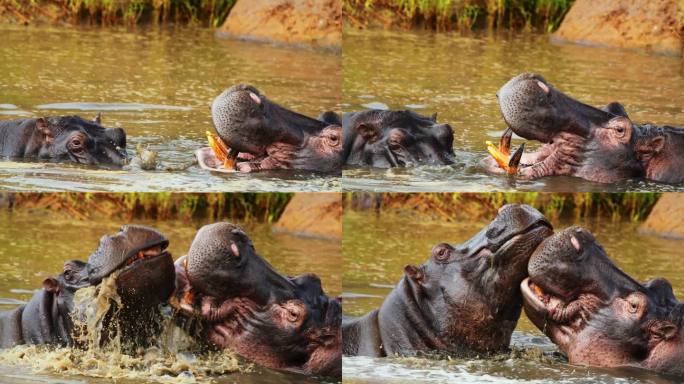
[31,115,127,167]
[393,204,552,354]
[344,110,455,168]
[41,260,90,343]
[209,84,342,173]
[634,124,684,184]
[521,227,684,376]
[175,222,341,378]
[495,73,643,182]
[87,225,175,309]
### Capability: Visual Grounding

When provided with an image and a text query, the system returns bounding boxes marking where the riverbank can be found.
[343,0,575,31]
[344,193,660,222]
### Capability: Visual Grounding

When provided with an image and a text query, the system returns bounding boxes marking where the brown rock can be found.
[273,193,341,240]
[639,193,684,239]
[553,0,683,56]
[217,0,341,51]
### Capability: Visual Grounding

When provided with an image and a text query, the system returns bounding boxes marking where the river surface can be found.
[342,210,684,383]
[0,209,341,383]
[0,25,341,192]
[342,28,684,192]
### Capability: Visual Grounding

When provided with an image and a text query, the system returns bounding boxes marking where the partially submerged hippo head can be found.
[362,204,552,357]
[174,222,341,378]
[634,124,684,184]
[343,110,455,168]
[87,225,175,309]
[522,227,684,376]
[0,114,127,167]
[207,84,343,173]
[494,73,644,182]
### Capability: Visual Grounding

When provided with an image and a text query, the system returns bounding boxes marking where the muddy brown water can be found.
[342,28,684,192]
[0,25,341,192]
[342,210,684,383]
[0,209,341,383]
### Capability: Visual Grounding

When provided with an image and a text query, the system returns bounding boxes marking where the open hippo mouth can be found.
[196,84,343,174]
[87,225,175,308]
[172,222,341,377]
[489,73,643,182]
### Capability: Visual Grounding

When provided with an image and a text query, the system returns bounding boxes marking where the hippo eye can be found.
[326,133,340,147]
[286,307,300,322]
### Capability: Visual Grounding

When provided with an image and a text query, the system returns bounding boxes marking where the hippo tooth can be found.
[570,236,581,252]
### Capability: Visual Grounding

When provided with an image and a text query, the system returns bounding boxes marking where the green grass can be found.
[1,0,236,26]
[344,0,575,31]
[345,192,660,222]
[6,193,292,222]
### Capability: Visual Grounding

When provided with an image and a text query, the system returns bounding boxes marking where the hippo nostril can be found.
[570,236,581,252]
[536,81,550,94]
[230,242,240,257]
[249,92,261,104]
[486,224,505,239]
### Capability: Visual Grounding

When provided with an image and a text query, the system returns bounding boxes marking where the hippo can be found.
[342,109,456,168]
[197,84,343,174]
[0,225,175,349]
[633,124,684,184]
[521,227,684,377]
[486,73,683,183]
[343,204,553,357]
[0,114,127,167]
[172,222,341,378]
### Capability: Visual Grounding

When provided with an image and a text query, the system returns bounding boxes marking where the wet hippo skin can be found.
[173,222,342,378]
[343,204,553,357]
[342,109,456,168]
[0,225,175,349]
[488,73,684,183]
[208,84,343,174]
[0,115,127,167]
[522,227,684,376]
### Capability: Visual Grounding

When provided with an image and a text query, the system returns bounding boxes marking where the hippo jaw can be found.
[87,225,175,308]
[401,204,552,354]
[522,227,684,375]
[495,74,644,182]
[174,222,342,377]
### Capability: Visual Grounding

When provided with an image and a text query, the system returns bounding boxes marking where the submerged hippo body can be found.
[342,109,455,168]
[343,204,552,357]
[173,222,341,378]
[0,115,127,167]
[0,225,175,349]
[206,84,343,174]
[522,227,684,376]
[491,73,682,183]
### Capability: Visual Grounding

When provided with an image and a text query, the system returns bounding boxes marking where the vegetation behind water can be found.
[1,192,292,222]
[0,0,235,26]
[345,193,660,222]
[344,0,575,31]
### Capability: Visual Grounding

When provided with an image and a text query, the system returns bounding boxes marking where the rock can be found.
[217,0,341,51]
[273,193,341,240]
[553,0,683,56]
[639,193,684,239]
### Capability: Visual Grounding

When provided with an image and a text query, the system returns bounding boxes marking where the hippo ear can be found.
[603,102,629,119]
[404,264,424,283]
[93,112,102,125]
[357,123,380,142]
[42,277,60,293]
[36,117,55,138]
[650,321,678,342]
[430,113,438,122]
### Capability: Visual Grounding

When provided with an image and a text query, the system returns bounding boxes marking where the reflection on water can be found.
[342,28,684,192]
[0,209,341,383]
[342,210,683,383]
[0,25,341,192]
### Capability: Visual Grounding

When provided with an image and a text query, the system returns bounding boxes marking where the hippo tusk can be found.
[486,129,525,175]
[206,131,237,170]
